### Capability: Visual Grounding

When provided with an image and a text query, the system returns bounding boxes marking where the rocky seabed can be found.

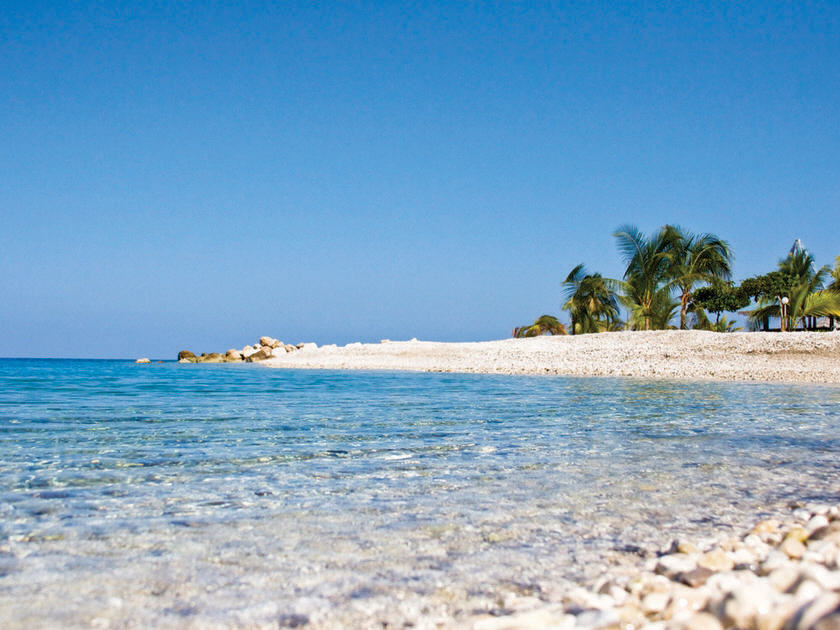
[456,503,840,630]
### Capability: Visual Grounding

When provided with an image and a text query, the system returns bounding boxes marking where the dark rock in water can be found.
[177,350,196,361]
[199,353,225,363]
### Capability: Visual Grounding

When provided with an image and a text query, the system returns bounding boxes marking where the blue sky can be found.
[2,1,838,358]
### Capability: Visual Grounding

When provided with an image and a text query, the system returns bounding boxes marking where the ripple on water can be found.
[0,360,839,627]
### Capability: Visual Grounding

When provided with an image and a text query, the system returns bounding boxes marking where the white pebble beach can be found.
[264,330,840,384]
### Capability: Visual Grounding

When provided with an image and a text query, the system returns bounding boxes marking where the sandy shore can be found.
[264,330,840,384]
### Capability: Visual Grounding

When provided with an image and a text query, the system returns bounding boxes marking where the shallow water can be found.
[1,359,839,628]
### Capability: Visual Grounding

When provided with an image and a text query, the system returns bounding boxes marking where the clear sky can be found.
[2,1,838,358]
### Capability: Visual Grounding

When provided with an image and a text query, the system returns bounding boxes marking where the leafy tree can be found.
[613,225,674,330]
[692,280,750,324]
[661,225,732,330]
[562,264,621,334]
[513,315,567,337]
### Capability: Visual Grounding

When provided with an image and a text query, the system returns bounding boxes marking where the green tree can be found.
[742,241,832,331]
[513,315,567,337]
[741,271,799,331]
[562,264,621,334]
[613,225,674,330]
[691,280,750,325]
[661,225,733,330]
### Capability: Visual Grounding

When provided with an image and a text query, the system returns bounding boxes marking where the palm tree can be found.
[624,287,679,331]
[513,315,567,337]
[661,225,732,330]
[829,256,840,292]
[562,264,621,334]
[828,256,840,330]
[613,225,673,330]
[750,283,840,331]
[777,240,830,330]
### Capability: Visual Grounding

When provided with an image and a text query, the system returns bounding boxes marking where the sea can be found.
[1,359,839,628]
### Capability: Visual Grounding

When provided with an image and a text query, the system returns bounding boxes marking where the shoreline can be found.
[262,330,840,384]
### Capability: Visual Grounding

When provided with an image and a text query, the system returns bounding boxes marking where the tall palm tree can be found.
[513,315,567,337]
[613,225,673,331]
[661,225,732,330]
[562,264,621,334]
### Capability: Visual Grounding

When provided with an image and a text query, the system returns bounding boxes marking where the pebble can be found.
[460,502,840,630]
[698,549,735,572]
[782,538,807,560]
[788,593,840,630]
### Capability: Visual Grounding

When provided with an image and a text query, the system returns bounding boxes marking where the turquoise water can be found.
[1,359,839,627]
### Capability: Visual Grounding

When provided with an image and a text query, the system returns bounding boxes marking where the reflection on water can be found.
[0,359,839,627]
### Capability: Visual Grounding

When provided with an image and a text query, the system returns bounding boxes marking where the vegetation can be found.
[562,264,620,334]
[512,229,837,337]
[513,315,567,337]
[743,241,840,331]
[692,280,750,324]
[612,225,674,331]
[661,225,732,330]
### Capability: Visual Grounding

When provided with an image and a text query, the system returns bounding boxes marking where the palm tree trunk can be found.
[680,293,688,330]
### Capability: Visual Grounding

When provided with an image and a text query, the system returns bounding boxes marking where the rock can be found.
[755,520,783,536]
[815,614,840,630]
[225,349,242,361]
[245,348,271,362]
[177,350,196,361]
[764,550,795,574]
[259,336,281,348]
[721,582,779,630]
[641,591,670,615]
[199,352,225,363]
[808,516,831,536]
[782,538,807,560]
[574,608,620,629]
[675,612,724,630]
[795,579,823,602]
[800,564,840,591]
[677,567,714,587]
[657,554,699,578]
[698,549,734,572]
[730,547,758,568]
[284,344,296,352]
[298,343,318,352]
[241,346,259,359]
[786,593,840,630]
[667,585,709,620]
[473,607,573,630]
[790,527,811,543]
[135,358,151,363]
[769,566,802,593]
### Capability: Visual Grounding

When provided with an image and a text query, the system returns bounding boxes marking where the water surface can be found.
[1,359,839,627]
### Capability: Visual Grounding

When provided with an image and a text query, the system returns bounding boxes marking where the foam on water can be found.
[1,359,839,627]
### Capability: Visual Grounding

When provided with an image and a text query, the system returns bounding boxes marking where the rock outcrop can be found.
[177,336,308,363]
